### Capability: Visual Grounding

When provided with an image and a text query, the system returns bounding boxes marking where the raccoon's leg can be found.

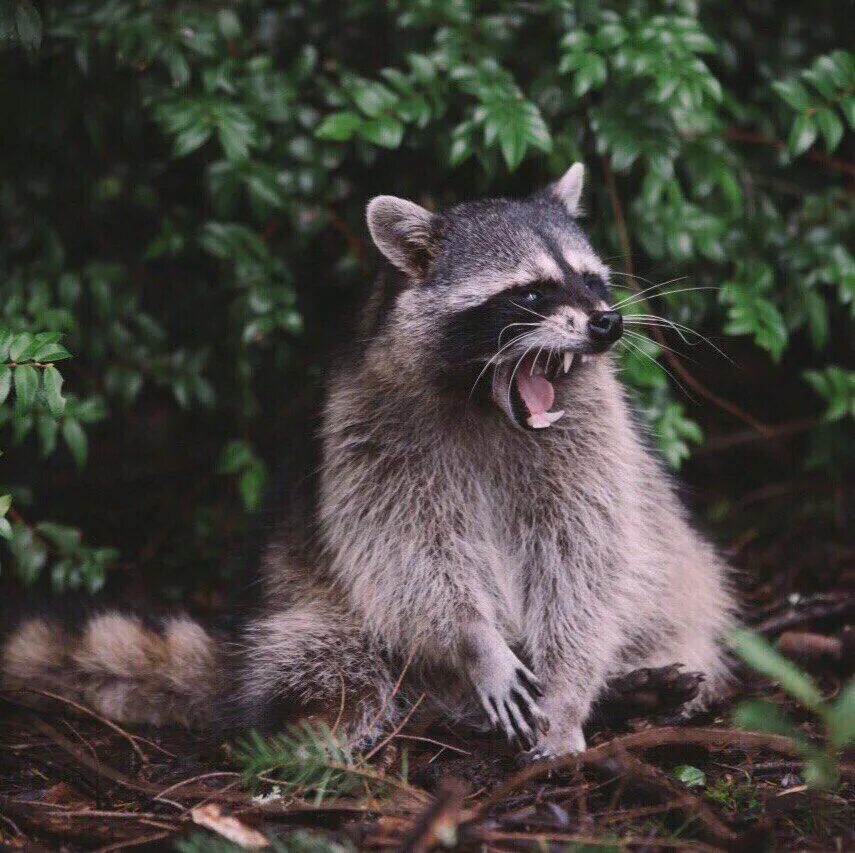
[1,612,221,726]
[235,599,403,748]
[625,552,735,715]
[461,622,551,747]
[521,555,628,758]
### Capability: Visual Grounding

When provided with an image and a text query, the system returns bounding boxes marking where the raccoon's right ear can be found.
[366,196,442,281]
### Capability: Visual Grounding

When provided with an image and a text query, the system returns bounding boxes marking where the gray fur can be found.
[2,164,735,756]
[238,163,736,754]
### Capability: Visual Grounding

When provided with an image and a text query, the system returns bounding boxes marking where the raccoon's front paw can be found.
[471,648,550,749]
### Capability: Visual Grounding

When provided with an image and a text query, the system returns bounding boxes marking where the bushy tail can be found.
[1,610,223,727]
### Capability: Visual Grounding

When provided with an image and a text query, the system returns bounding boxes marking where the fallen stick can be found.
[755,596,854,635]
[474,725,845,817]
[399,779,467,853]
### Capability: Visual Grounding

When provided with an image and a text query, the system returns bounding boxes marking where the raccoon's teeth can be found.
[527,409,565,429]
[563,352,574,374]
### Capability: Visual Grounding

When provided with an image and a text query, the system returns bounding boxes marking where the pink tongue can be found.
[517,367,555,415]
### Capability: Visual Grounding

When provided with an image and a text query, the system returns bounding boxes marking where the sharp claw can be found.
[493,699,515,742]
[516,667,544,698]
[511,688,536,729]
[481,692,500,727]
[504,700,533,749]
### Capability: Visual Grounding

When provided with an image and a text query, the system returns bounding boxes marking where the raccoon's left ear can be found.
[551,163,585,217]
[366,196,441,281]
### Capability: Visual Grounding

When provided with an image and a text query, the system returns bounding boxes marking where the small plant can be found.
[730,628,855,788]
[704,777,763,820]
[234,721,417,806]
[672,764,706,788]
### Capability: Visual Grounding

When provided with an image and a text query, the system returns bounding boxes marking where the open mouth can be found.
[492,350,583,430]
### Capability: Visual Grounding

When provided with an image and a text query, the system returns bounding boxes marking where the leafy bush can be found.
[731,629,854,789]
[0,1,851,593]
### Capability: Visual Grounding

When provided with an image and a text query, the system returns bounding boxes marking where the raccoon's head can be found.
[364,164,622,431]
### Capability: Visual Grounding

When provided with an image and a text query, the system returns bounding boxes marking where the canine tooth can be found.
[563,352,574,373]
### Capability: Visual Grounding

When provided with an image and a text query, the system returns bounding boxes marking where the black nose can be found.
[587,310,623,345]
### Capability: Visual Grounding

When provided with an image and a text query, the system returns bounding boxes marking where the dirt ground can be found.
[1,586,852,852]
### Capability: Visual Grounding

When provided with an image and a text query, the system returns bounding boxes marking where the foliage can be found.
[671,764,706,788]
[0,329,115,589]
[0,1,851,593]
[235,721,412,805]
[730,628,855,789]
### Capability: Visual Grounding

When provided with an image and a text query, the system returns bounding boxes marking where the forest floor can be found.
[1,589,852,852]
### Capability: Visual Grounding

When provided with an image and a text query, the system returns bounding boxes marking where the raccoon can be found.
[2,164,735,758]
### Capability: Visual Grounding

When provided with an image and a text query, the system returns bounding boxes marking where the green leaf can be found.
[218,9,242,40]
[815,108,843,152]
[15,2,41,52]
[803,754,838,789]
[482,97,551,171]
[351,81,397,118]
[730,629,824,711]
[0,494,11,516]
[672,765,706,787]
[42,365,66,418]
[13,365,38,414]
[788,113,818,156]
[733,700,807,742]
[573,53,608,97]
[0,518,12,541]
[803,366,855,420]
[656,402,703,468]
[219,440,254,474]
[9,333,32,361]
[828,681,855,748]
[772,79,810,110]
[35,522,82,552]
[17,331,61,362]
[9,523,48,584]
[239,463,267,511]
[62,419,88,469]
[449,121,475,167]
[841,96,855,129]
[0,329,12,360]
[32,343,71,363]
[0,364,11,405]
[357,116,404,149]
[720,284,788,362]
[174,124,213,157]
[804,290,829,350]
[315,111,363,142]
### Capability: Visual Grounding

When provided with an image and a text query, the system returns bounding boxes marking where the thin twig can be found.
[362,643,419,741]
[365,693,425,762]
[154,771,242,802]
[16,687,149,765]
[392,734,471,755]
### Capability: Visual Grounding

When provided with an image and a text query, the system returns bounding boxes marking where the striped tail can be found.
[1,610,223,727]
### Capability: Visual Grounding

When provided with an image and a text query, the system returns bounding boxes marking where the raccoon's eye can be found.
[518,289,541,304]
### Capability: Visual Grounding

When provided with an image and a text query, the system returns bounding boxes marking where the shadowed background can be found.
[0,0,851,616]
